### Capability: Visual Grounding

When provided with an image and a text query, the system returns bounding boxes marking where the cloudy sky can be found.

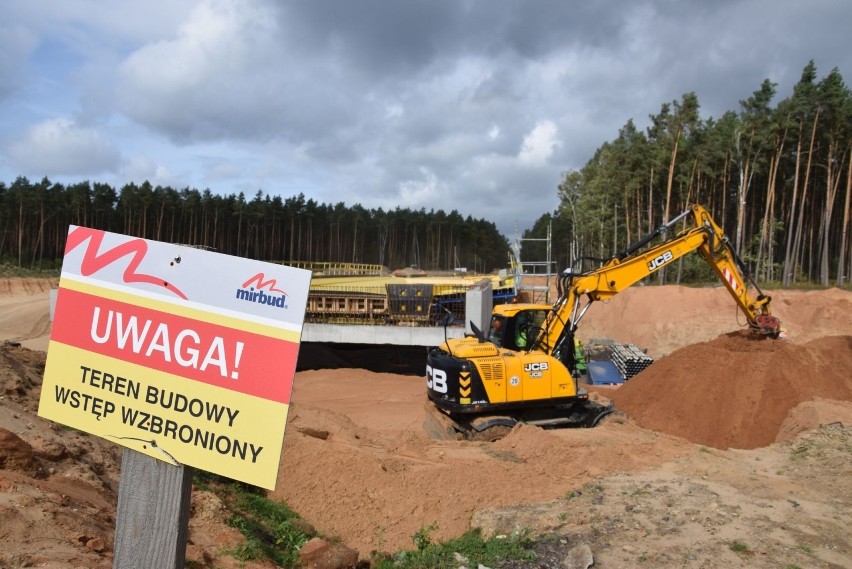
[1,1,849,238]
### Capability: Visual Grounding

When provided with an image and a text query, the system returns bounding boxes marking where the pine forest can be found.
[525,61,851,288]
[0,185,510,274]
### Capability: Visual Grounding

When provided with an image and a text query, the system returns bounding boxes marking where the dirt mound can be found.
[777,397,852,442]
[0,345,120,568]
[609,332,852,449]
[0,277,58,296]
[0,278,57,352]
[0,428,39,473]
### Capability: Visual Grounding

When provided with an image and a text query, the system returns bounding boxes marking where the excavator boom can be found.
[533,204,780,363]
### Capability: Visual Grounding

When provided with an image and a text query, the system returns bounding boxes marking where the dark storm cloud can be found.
[112,0,645,148]
[280,1,630,63]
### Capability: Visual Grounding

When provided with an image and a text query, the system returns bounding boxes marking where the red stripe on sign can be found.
[50,287,296,403]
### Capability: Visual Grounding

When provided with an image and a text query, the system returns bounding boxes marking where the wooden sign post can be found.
[112,450,193,568]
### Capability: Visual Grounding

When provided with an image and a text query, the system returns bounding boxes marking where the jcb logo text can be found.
[648,250,674,271]
[426,365,448,394]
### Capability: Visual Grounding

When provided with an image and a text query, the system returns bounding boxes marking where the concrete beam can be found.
[302,323,468,346]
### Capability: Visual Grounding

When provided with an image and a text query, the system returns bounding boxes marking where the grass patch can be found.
[728,540,751,556]
[371,525,536,569]
[790,440,813,460]
[194,472,309,567]
[564,489,582,500]
[191,473,576,569]
[483,448,524,463]
[0,262,61,278]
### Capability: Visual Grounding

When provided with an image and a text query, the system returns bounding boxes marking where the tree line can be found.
[0,180,510,273]
[523,61,851,288]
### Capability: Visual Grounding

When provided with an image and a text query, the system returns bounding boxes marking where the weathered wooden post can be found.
[112,451,193,568]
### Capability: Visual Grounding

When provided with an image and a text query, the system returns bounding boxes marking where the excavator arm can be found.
[533,204,781,363]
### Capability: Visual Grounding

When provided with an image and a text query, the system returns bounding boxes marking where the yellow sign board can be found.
[38,226,311,489]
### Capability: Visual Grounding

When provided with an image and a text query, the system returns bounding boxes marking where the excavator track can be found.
[423,399,614,442]
[422,401,464,440]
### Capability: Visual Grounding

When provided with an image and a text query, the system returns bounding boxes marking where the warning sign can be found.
[38,226,311,489]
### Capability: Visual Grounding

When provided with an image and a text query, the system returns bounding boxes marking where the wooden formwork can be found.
[306,292,389,324]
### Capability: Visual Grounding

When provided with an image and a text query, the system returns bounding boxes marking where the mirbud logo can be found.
[236,273,288,309]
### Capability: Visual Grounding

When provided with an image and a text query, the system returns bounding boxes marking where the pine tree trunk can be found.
[821,139,844,285]
[791,108,821,284]
[837,148,852,286]
[783,122,804,287]
[660,132,681,285]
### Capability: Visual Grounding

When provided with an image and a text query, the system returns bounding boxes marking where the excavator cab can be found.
[489,305,549,351]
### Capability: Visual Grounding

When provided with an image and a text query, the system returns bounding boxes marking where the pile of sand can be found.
[609,331,852,449]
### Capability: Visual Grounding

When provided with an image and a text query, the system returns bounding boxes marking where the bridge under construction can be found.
[293,262,517,327]
[288,263,517,374]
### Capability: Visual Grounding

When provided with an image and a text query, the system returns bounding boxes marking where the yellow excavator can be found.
[424,204,782,441]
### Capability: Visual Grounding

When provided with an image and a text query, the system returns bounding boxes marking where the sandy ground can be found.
[0,278,55,352]
[1,278,851,568]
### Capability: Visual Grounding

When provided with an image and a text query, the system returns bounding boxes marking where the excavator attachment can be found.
[755,314,782,337]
